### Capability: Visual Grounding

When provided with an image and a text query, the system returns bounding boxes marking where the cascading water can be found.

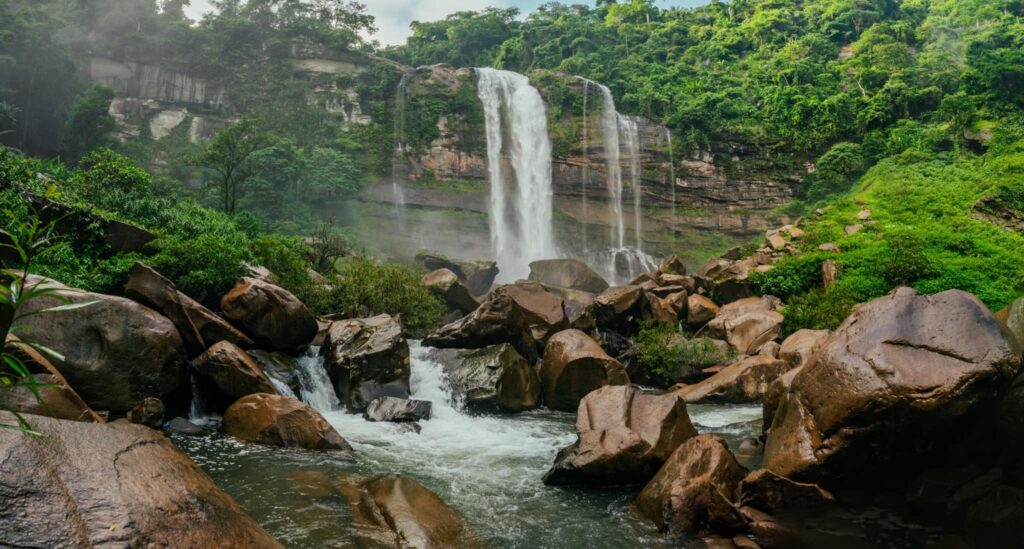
[580,78,590,255]
[476,68,557,282]
[295,346,339,412]
[664,126,676,237]
[619,115,643,249]
[594,82,625,250]
[390,70,414,230]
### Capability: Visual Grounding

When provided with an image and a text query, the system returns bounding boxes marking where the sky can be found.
[184,1,712,46]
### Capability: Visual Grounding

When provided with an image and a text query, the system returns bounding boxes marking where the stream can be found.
[173,343,764,548]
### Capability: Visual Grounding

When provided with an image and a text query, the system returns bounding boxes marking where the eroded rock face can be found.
[540,329,629,412]
[0,412,281,548]
[423,344,540,412]
[221,277,317,353]
[422,268,479,315]
[528,259,610,293]
[224,393,351,451]
[124,262,205,357]
[636,434,749,534]
[322,314,411,412]
[675,355,789,404]
[192,341,278,406]
[764,288,1022,483]
[544,385,697,486]
[15,275,187,414]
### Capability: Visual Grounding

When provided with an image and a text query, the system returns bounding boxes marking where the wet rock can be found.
[14,275,187,414]
[247,350,300,396]
[182,293,255,350]
[762,366,803,435]
[736,469,835,514]
[0,372,103,423]
[503,281,569,343]
[348,473,482,548]
[688,294,720,326]
[424,344,540,412]
[416,251,498,296]
[528,258,609,293]
[963,484,1024,547]
[165,416,208,436]
[422,268,479,315]
[763,288,1021,483]
[778,330,830,370]
[224,393,352,451]
[592,285,645,333]
[124,262,205,357]
[365,396,432,423]
[192,341,278,407]
[659,255,687,276]
[544,385,697,486]
[540,329,629,412]
[646,292,679,324]
[0,412,281,548]
[997,295,1024,346]
[127,397,165,428]
[636,434,749,534]
[703,296,784,355]
[674,355,788,404]
[221,277,317,353]
[323,314,411,412]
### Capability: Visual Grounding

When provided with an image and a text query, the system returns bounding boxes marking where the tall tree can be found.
[190,119,275,214]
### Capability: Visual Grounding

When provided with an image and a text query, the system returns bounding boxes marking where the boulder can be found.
[528,259,609,293]
[425,289,535,361]
[703,297,784,355]
[661,274,698,293]
[659,255,687,276]
[365,396,432,423]
[347,473,481,548]
[502,281,569,344]
[0,412,281,548]
[221,277,317,353]
[14,275,187,414]
[191,341,278,407]
[763,288,1021,483]
[539,329,629,412]
[636,434,749,534]
[415,251,498,296]
[165,416,208,436]
[736,469,835,514]
[778,330,831,370]
[592,285,645,333]
[0,373,103,424]
[247,350,300,396]
[998,296,1024,346]
[224,393,351,451]
[687,294,720,326]
[124,262,205,357]
[544,385,697,486]
[762,366,803,436]
[180,291,254,350]
[422,268,479,315]
[127,397,165,428]
[674,356,789,404]
[323,314,411,412]
[423,344,540,412]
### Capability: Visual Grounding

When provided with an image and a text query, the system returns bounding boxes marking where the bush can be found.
[781,286,864,335]
[326,258,445,335]
[634,323,734,385]
[148,234,249,303]
[883,233,936,287]
[750,254,827,299]
[251,235,331,315]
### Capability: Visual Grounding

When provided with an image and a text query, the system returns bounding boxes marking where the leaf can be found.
[14,300,97,320]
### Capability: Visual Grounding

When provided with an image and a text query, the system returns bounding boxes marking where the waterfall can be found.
[580,78,590,255]
[665,127,676,237]
[296,347,339,412]
[619,115,643,249]
[391,70,413,229]
[594,82,625,250]
[476,68,557,281]
[267,376,297,399]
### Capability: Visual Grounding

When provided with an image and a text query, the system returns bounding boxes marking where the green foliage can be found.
[250,234,329,315]
[634,323,733,385]
[189,119,276,214]
[327,258,445,335]
[781,286,864,335]
[751,254,828,300]
[148,233,249,303]
[883,233,936,286]
[63,85,116,164]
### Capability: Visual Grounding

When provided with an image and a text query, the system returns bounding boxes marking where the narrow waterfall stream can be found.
[619,115,643,250]
[173,343,764,548]
[477,68,557,281]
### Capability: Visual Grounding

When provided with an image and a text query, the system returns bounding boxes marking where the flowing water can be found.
[580,77,590,255]
[174,343,764,548]
[619,115,643,250]
[664,127,676,237]
[594,82,625,251]
[476,68,557,282]
[390,70,413,231]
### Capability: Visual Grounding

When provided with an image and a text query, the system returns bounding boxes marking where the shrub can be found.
[883,233,936,287]
[781,286,864,335]
[750,254,827,299]
[327,258,445,335]
[251,235,331,315]
[634,323,734,385]
[148,234,249,303]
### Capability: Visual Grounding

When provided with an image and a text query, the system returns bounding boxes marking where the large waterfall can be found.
[477,68,557,281]
[619,115,643,249]
[594,82,625,250]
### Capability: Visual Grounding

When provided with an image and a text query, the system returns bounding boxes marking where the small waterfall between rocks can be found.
[476,68,557,282]
[295,346,339,412]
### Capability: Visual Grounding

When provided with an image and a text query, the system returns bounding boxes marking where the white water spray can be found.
[391,70,413,230]
[476,68,557,281]
[295,347,339,412]
[620,115,643,249]
[594,82,625,250]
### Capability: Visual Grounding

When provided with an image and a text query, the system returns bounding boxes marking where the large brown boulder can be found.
[422,268,479,315]
[544,385,697,486]
[415,251,498,296]
[180,291,254,350]
[687,294,720,326]
[703,296,784,355]
[502,281,569,344]
[347,473,481,548]
[674,355,789,404]
[540,329,629,412]
[762,366,804,436]
[191,341,278,407]
[778,329,831,369]
[423,344,541,412]
[659,255,687,276]
[528,259,610,293]
[221,277,317,353]
[124,262,206,357]
[1,338,104,423]
[0,412,281,548]
[736,469,835,514]
[764,288,1022,483]
[322,314,411,412]
[592,284,645,333]
[424,288,535,361]
[224,393,351,450]
[636,434,749,534]
[14,275,187,414]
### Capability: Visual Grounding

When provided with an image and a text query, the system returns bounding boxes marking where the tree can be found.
[62,84,116,164]
[190,119,275,214]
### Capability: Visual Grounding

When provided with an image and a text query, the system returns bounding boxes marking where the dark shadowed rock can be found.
[323,314,411,412]
[192,341,278,407]
[998,296,1024,346]
[365,396,432,422]
[544,385,697,486]
[221,277,317,353]
[636,434,749,534]
[127,397,165,428]
[423,344,540,412]
[736,469,835,514]
[124,262,206,357]
[0,412,281,548]
[165,416,208,436]
[0,373,103,424]
[659,255,687,276]
[675,355,788,404]
[764,288,1021,483]
[14,275,187,414]
[422,268,479,315]
[528,258,610,293]
[592,285,645,333]
[224,393,352,451]
[416,251,498,296]
[540,329,629,412]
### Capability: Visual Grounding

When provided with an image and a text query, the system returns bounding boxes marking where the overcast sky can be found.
[184,1,711,45]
